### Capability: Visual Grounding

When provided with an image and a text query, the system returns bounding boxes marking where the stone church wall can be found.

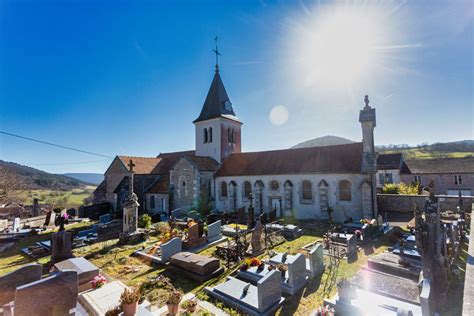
[104,158,129,211]
[170,159,196,210]
[215,173,370,221]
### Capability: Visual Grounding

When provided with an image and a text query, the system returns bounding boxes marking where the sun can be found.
[281,1,410,98]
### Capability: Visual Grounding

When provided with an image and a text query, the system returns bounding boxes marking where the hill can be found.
[376,140,474,159]
[0,160,89,191]
[291,135,356,149]
[63,173,104,185]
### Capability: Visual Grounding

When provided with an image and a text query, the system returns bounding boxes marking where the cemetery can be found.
[0,183,471,315]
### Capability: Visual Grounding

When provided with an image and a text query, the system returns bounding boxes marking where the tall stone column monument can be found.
[123,159,139,234]
[359,95,377,219]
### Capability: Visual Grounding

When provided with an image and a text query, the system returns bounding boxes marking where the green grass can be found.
[383,148,474,159]
[7,186,95,208]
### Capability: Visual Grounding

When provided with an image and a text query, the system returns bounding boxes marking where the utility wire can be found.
[0,131,114,159]
[17,159,111,166]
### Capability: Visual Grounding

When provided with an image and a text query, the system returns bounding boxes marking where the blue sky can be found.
[0,0,473,174]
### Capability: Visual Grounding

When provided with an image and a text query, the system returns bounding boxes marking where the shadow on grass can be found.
[303,272,323,297]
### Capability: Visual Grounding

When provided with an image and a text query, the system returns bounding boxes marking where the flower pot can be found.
[123,302,138,316]
[167,303,179,315]
[187,305,197,313]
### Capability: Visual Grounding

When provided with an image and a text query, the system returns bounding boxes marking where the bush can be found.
[382,183,399,194]
[382,182,419,195]
[138,214,152,229]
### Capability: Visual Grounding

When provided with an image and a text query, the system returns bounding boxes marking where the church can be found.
[94,62,378,223]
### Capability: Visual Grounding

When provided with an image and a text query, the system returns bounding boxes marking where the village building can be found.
[94,63,380,222]
[401,157,474,196]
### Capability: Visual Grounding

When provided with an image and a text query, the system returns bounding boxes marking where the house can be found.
[401,157,474,196]
[376,153,410,188]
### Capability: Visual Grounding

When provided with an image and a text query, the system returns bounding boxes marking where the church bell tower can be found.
[194,40,242,163]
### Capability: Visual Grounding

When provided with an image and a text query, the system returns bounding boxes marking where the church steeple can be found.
[194,40,242,163]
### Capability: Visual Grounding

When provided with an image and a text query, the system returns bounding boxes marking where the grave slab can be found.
[54,257,100,292]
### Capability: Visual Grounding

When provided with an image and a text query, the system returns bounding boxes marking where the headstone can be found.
[237,207,246,225]
[247,206,255,229]
[161,237,182,263]
[269,209,277,223]
[32,198,40,217]
[168,252,224,282]
[51,230,74,264]
[205,270,283,315]
[206,213,218,225]
[43,211,55,227]
[14,270,78,316]
[260,213,268,225]
[250,220,263,255]
[54,257,100,292]
[207,220,222,243]
[308,244,325,277]
[0,264,42,306]
[183,223,207,250]
[286,253,308,294]
[12,217,20,232]
[346,234,357,260]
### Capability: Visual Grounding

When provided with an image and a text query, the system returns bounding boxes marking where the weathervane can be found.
[212,36,221,72]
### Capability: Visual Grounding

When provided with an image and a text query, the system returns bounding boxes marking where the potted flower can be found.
[166,290,182,315]
[277,264,287,278]
[180,298,197,313]
[250,257,261,267]
[257,261,265,271]
[120,288,141,316]
[91,275,107,289]
[268,264,276,271]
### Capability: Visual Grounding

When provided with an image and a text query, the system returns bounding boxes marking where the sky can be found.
[0,0,473,174]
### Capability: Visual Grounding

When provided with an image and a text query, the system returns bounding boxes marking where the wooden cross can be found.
[128,159,135,173]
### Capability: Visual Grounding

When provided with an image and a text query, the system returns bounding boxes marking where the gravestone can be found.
[14,270,78,316]
[161,237,182,263]
[247,206,255,229]
[183,223,207,250]
[207,220,222,243]
[43,211,55,227]
[12,217,20,232]
[32,198,40,217]
[308,244,325,277]
[285,253,308,295]
[51,230,74,264]
[54,257,100,292]
[346,234,357,260]
[206,270,284,316]
[0,219,8,232]
[269,209,277,223]
[250,220,263,255]
[237,207,246,225]
[0,264,42,306]
[168,252,224,282]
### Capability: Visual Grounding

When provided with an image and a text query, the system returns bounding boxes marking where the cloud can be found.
[134,40,147,59]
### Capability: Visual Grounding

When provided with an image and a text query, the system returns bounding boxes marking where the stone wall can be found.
[377,194,473,213]
[170,158,196,210]
[103,158,129,210]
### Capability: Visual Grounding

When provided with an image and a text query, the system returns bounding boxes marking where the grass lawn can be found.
[383,148,474,159]
[7,186,95,208]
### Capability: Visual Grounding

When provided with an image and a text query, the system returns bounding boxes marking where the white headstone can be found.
[13,218,20,232]
[207,220,222,243]
[308,244,324,276]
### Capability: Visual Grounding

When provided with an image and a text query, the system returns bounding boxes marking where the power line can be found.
[0,131,114,159]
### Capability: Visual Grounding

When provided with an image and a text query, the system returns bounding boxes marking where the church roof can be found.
[184,155,220,171]
[117,156,162,174]
[377,153,404,170]
[193,71,240,123]
[215,143,364,177]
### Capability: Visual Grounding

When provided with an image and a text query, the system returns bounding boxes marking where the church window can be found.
[244,181,252,198]
[339,180,352,201]
[302,180,312,200]
[221,181,228,198]
[209,127,213,142]
[203,128,208,143]
[270,180,279,191]
[150,195,156,209]
[454,174,463,185]
[228,128,236,144]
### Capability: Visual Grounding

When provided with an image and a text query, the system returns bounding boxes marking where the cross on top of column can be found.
[128,159,136,173]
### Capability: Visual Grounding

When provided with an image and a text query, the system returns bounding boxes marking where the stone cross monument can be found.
[123,159,139,234]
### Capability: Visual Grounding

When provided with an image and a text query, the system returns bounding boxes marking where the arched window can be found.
[302,180,312,200]
[203,128,208,143]
[209,127,213,142]
[228,128,235,144]
[339,180,352,201]
[244,181,252,198]
[221,181,228,198]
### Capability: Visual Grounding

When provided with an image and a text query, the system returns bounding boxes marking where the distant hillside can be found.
[377,140,474,159]
[0,160,89,191]
[291,135,356,149]
[63,173,104,185]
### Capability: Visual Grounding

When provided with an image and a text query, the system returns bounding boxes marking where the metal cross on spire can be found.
[212,36,221,72]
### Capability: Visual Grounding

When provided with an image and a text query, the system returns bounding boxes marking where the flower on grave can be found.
[240,262,249,271]
[91,275,107,289]
[250,257,262,267]
[316,305,335,316]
